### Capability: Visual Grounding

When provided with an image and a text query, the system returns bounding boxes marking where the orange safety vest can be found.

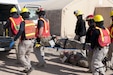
[24,20,36,39]
[39,18,50,37]
[35,25,38,37]
[96,27,111,47]
[109,25,113,43]
[9,16,23,35]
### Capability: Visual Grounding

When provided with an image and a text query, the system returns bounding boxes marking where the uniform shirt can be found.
[37,20,44,30]
[14,12,34,41]
[75,17,86,36]
[14,20,25,41]
[36,17,49,42]
[91,25,105,49]
[85,23,95,43]
[36,18,44,42]
[4,13,20,36]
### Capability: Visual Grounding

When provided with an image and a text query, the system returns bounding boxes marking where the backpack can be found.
[96,27,111,47]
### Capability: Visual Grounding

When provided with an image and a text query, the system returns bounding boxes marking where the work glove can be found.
[35,42,41,48]
[9,41,15,49]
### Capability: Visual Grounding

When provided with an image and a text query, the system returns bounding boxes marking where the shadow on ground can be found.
[32,52,89,75]
[0,51,24,75]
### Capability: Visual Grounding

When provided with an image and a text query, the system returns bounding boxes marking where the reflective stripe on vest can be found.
[110,26,113,38]
[96,26,111,47]
[25,20,36,39]
[39,18,50,37]
[9,16,23,35]
[96,27,110,42]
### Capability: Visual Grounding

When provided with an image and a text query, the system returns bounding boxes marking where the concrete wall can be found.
[94,7,113,27]
[46,10,62,36]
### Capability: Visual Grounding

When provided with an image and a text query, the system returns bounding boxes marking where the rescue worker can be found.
[34,7,51,67]
[107,10,113,69]
[91,15,111,75]
[83,15,95,73]
[74,10,86,57]
[4,7,23,64]
[10,7,35,74]
[74,10,86,43]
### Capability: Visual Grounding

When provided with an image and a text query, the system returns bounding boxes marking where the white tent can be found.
[20,0,113,38]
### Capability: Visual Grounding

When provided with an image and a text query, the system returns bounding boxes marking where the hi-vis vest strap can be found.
[109,24,113,43]
[96,27,111,47]
[24,20,36,39]
[9,16,23,35]
[39,18,50,37]
[109,25,113,38]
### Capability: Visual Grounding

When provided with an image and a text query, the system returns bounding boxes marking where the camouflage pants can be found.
[87,48,94,71]
[34,46,45,64]
[34,36,51,64]
[91,46,109,75]
[107,43,113,68]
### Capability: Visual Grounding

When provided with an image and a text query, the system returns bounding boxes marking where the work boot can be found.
[26,67,34,75]
[20,67,33,74]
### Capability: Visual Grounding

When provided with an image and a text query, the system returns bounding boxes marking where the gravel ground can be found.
[0,48,112,75]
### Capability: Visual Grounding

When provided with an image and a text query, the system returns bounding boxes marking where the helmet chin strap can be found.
[96,24,100,27]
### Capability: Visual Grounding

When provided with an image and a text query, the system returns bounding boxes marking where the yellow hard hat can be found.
[10,7,17,13]
[94,15,104,22]
[74,10,83,16]
[21,7,29,13]
[110,11,113,17]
